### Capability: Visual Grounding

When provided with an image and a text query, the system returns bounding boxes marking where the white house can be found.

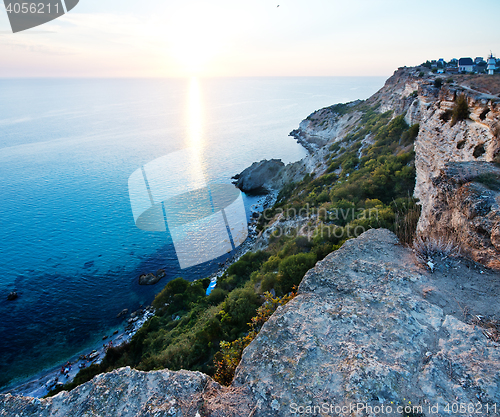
[458,57,474,73]
[487,54,496,75]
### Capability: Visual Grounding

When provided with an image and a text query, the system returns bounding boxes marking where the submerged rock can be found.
[116,308,128,318]
[7,292,18,301]
[138,271,164,285]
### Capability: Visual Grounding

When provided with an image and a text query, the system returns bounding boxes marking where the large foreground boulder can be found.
[232,229,500,416]
[0,368,213,417]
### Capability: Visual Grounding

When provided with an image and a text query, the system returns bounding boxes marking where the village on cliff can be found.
[423,53,498,75]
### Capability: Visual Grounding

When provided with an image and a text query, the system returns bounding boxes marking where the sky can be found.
[0,0,499,78]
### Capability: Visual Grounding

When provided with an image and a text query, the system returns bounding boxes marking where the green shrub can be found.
[277,252,317,294]
[451,94,470,126]
[207,288,228,305]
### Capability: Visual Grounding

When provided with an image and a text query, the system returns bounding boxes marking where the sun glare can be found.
[187,77,204,149]
[165,4,228,77]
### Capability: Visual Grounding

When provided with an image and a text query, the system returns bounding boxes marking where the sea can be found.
[0,76,386,390]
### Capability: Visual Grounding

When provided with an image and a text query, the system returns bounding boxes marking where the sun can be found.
[171,36,216,77]
[164,4,228,77]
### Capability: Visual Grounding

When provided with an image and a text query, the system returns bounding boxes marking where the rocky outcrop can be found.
[232,159,285,193]
[232,229,500,416]
[4,230,499,416]
[410,78,500,268]
[0,367,213,416]
[289,100,362,152]
[419,161,500,269]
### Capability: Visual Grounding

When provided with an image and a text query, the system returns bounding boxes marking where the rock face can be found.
[409,79,500,269]
[233,229,500,416]
[0,367,213,417]
[289,100,362,152]
[422,161,500,269]
[233,159,285,192]
[4,230,499,416]
[289,66,500,270]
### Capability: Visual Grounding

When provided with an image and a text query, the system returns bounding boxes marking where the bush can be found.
[434,78,443,89]
[392,197,421,245]
[152,277,205,316]
[219,286,262,337]
[207,288,228,305]
[451,94,470,126]
[413,235,462,264]
[277,252,316,294]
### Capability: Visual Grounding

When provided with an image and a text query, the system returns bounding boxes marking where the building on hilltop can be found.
[487,53,497,75]
[423,55,495,75]
[476,61,487,73]
[458,57,474,73]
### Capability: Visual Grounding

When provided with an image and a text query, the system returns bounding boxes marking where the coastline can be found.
[1,306,154,398]
[1,190,278,398]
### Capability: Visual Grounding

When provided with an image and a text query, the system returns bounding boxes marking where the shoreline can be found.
[1,190,276,399]
[0,306,154,398]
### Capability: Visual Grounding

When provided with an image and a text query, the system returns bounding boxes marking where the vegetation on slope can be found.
[48,104,420,396]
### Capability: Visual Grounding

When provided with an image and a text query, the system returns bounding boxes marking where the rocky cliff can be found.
[409,78,500,268]
[2,229,499,416]
[254,68,500,270]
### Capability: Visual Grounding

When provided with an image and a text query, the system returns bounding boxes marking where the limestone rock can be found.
[416,159,500,269]
[232,229,500,416]
[0,367,212,417]
[411,80,500,267]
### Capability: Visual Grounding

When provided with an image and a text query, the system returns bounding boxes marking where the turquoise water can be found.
[0,76,386,389]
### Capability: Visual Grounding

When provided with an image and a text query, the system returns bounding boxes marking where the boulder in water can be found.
[139,272,164,285]
[7,292,18,301]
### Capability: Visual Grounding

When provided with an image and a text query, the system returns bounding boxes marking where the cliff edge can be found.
[2,229,499,416]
